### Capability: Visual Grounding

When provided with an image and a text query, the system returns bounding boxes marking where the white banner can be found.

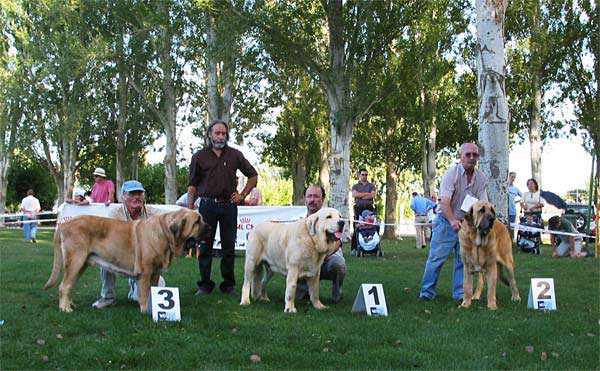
[57,203,306,250]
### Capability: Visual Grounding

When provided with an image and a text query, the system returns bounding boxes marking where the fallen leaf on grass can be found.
[231,327,238,334]
[552,352,559,358]
[249,354,261,363]
[586,333,596,337]
[56,334,63,340]
[41,355,49,362]
[403,287,411,292]
[501,352,507,358]
[424,309,431,314]
[322,347,329,353]
[36,339,46,345]
[394,340,402,346]
[525,346,534,353]
[217,300,223,304]
[540,352,547,361]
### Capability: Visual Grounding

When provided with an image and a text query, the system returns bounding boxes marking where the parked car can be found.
[562,203,597,242]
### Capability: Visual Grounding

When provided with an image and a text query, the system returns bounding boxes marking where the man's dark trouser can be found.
[197,199,238,293]
[352,203,375,251]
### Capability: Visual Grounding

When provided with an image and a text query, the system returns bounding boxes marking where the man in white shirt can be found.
[21,189,41,243]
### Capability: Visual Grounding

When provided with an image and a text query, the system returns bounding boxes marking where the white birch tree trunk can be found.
[476,0,510,222]
[529,71,543,187]
[115,35,128,199]
[421,124,437,198]
[0,113,19,224]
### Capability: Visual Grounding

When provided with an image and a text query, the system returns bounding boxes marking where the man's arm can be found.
[186,186,197,209]
[440,197,461,231]
[232,175,258,204]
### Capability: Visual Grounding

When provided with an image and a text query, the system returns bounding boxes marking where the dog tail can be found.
[44,228,63,290]
[497,262,510,286]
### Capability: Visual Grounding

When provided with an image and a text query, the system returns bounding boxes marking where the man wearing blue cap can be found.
[92,180,165,309]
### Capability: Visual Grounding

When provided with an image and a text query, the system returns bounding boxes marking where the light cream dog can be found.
[44,209,207,313]
[240,207,344,313]
[459,201,521,310]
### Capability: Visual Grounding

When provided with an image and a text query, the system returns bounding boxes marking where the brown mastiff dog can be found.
[458,201,521,310]
[240,207,344,313]
[45,209,207,313]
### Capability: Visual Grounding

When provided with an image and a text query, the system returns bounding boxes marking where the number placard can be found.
[527,278,557,310]
[351,284,388,316]
[151,286,181,321]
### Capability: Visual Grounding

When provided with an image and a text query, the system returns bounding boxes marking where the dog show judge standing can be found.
[419,143,488,302]
[187,120,258,296]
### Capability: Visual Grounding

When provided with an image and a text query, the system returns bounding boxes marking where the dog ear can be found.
[307,215,317,236]
[489,205,496,219]
[465,206,474,227]
[170,216,186,237]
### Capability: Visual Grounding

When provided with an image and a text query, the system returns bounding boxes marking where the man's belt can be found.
[199,196,230,203]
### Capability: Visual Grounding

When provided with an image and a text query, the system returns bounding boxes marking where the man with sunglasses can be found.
[419,143,488,302]
[90,167,115,206]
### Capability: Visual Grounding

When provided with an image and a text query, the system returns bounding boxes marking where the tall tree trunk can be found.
[115,36,128,199]
[476,0,510,222]
[421,123,437,198]
[158,2,178,205]
[318,124,330,201]
[529,71,543,187]
[206,14,220,124]
[291,152,307,205]
[383,158,398,239]
[0,111,19,224]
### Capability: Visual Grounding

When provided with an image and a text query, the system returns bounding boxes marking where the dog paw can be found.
[257,295,270,302]
[240,300,251,306]
[284,307,297,313]
[59,305,73,313]
[460,300,471,308]
[312,302,328,310]
[487,303,498,310]
[472,294,481,301]
[512,295,521,302]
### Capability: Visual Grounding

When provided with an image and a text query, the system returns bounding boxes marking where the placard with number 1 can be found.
[352,284,388,316]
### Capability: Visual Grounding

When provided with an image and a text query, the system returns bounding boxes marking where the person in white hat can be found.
[90,167,115,206]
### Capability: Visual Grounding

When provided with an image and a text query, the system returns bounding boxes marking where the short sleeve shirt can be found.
[522,191,545,210]
[352,182,376,206]
[188,146,258,198]
[91,180,115,203]
[21,196,41,213]
[436,163,489,221]
[109,204,160,221]
[508,185,522,216]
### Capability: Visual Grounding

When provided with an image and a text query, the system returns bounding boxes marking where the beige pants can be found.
[414,215,430,248]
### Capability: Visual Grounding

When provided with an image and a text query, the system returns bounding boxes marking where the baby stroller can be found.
[516,212,543,255]
[353,210,383,257]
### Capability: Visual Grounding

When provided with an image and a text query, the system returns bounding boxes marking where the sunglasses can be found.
[464,152,479,158]
[360,173,368,176]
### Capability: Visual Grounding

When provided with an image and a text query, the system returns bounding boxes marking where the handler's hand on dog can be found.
[230,192,245,205]
[450,219,462,231]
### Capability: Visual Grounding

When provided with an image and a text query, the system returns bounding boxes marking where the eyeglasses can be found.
[464,152,479,158]
[360,173,368,176]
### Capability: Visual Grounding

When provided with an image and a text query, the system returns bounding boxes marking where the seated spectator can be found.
[176,193,200,209]
[548,216,587,258]
[246,187,264,206]
[65,190,90,205]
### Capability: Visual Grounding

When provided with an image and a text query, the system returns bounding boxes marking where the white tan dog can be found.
[240,207,344,313]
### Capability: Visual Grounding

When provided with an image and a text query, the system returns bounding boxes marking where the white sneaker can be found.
[91,297,116,309]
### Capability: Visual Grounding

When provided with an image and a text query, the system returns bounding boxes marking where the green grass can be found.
[1,229,598,370]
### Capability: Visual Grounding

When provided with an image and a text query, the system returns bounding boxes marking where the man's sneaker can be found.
[30,237,36,243]
[92,297,116,309]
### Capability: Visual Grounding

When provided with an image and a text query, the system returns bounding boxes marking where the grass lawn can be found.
[1,228,598,370]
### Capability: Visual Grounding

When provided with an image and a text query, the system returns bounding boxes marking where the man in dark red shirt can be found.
[186,120,258,296]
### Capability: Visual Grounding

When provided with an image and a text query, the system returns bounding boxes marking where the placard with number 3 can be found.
[151,287,181,321]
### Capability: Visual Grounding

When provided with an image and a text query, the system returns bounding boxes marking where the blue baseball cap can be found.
[122,180,145,194]
[361,210,375,218]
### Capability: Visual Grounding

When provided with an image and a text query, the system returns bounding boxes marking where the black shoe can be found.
[195,288,212,296]
[221,289,238,297]
[418,296,431,302]
[30,238,36,243]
